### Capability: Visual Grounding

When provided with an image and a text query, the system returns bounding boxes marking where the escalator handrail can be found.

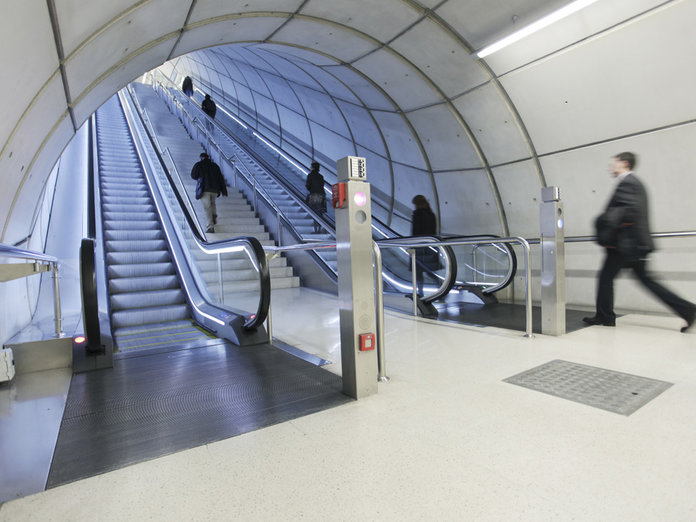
[155,76,513,299]
[157,72,395,238]
[160,82,464,299]
[439,233,517,294]
[376,235,457,301]
[120,87,270,330]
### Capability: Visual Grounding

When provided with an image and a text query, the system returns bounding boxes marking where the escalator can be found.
[151,74,516,316]
[96,95,211,350]
[86,91,272,353]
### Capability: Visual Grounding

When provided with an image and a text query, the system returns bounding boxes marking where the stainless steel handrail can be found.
[375,237,533,338]
[526,231,696,245]
[0,244,63,337]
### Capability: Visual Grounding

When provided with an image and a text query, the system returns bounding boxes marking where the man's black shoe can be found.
[583,316,615,327]
[681,307,695,333]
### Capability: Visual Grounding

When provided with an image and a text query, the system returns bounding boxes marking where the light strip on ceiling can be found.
[477,0,600,58]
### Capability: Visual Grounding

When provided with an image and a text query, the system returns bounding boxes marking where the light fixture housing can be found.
[477,0,600,58]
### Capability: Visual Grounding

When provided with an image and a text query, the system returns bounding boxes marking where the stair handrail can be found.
[152,75,516,299]
[0,244,63,337]
[156,79,336,243]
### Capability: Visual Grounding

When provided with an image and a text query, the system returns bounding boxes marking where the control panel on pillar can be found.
[337,156,366,182]
[359,333,375,351]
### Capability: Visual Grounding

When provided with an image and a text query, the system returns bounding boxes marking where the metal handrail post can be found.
[519,237,533,338]
[217,253,224,304]
[265,253,276,342]
[409,248,418,316]
[372,242,389,382]
[52,262,64,337]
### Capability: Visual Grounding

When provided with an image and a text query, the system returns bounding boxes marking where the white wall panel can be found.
[308,124,355,162]
[502,1,696,155]
[64,0,180,100]
[189,0,302,23]
[302,0,421,43]
[335,101,384,156]
[277,106,312,156]
[352,50,441,112]
[295,87,349,138]
[260,72,302,112]
[261,43,336,66]
[407,105,480,171]
[484,0,665,76]
[452,83,531,166]
[174,17,286,58]
[252,51,322,91]
[4,118,74,246]
[325,66,394,110]
[492,160,542,237]
[355,146,392,212]
[434,169,503,236]
[72,40,175,124]
[292,65,359,104]
[0,75,67,242]
[55,0,150,56]
[0,1,58,149]
[390,18,488,98]
[371,112,426,170]
[272,19,377,63]
[540,122,696,237]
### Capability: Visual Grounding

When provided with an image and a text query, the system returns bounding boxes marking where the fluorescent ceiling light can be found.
[477,0,600,58]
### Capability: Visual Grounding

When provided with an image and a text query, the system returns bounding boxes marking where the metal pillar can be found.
[540,186,566,336]
[335,156,378,399]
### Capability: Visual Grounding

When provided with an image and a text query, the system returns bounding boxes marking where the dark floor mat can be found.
[433,301,592,334]
[47,341,350,488]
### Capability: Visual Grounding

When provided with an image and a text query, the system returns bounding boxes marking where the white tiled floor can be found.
[2,288,695,521]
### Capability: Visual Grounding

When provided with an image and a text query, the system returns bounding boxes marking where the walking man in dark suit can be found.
[584,152,695,332]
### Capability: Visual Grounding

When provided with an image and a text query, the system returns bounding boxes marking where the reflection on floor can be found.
[2,287,696,520]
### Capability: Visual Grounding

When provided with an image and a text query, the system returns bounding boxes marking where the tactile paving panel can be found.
[504,359,673,416]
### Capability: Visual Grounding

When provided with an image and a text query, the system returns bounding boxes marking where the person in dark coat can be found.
[190,152,227,233]
[201,94,216,119]
[584,152,695,331]
[305,162,326,233]
[411,194,438,296]
[182,76,193,97]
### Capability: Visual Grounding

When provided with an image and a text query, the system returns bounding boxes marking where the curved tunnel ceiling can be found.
[2,0,693,244]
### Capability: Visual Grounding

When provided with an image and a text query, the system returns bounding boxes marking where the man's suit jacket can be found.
[595,173,654,259]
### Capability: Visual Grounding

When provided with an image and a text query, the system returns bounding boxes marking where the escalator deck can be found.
[47,341,350,488]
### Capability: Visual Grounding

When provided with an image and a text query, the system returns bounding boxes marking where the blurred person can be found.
[182,76,193,97]
[411,195,438,296]
[584,151,695,332]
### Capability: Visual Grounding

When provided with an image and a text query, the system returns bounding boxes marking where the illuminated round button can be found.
[353,191,367,207]
[74,336,86,344]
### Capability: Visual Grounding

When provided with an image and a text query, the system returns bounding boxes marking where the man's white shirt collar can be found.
[616,171,632,184]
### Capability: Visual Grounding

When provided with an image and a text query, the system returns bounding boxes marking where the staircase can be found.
[130,83,300,306]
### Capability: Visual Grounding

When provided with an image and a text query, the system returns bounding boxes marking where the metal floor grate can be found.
[503,359,673,416]
[47,341,350,488]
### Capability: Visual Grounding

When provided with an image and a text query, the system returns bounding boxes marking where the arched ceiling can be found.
[1,0,692,244]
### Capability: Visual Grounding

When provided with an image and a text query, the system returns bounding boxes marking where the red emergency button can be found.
[359,333,375,351]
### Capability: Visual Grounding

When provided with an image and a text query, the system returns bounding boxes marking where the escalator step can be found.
[111,304,190,329]
[110,288,186,312]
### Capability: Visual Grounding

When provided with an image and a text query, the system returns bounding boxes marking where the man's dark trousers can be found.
[597,249,694,322]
